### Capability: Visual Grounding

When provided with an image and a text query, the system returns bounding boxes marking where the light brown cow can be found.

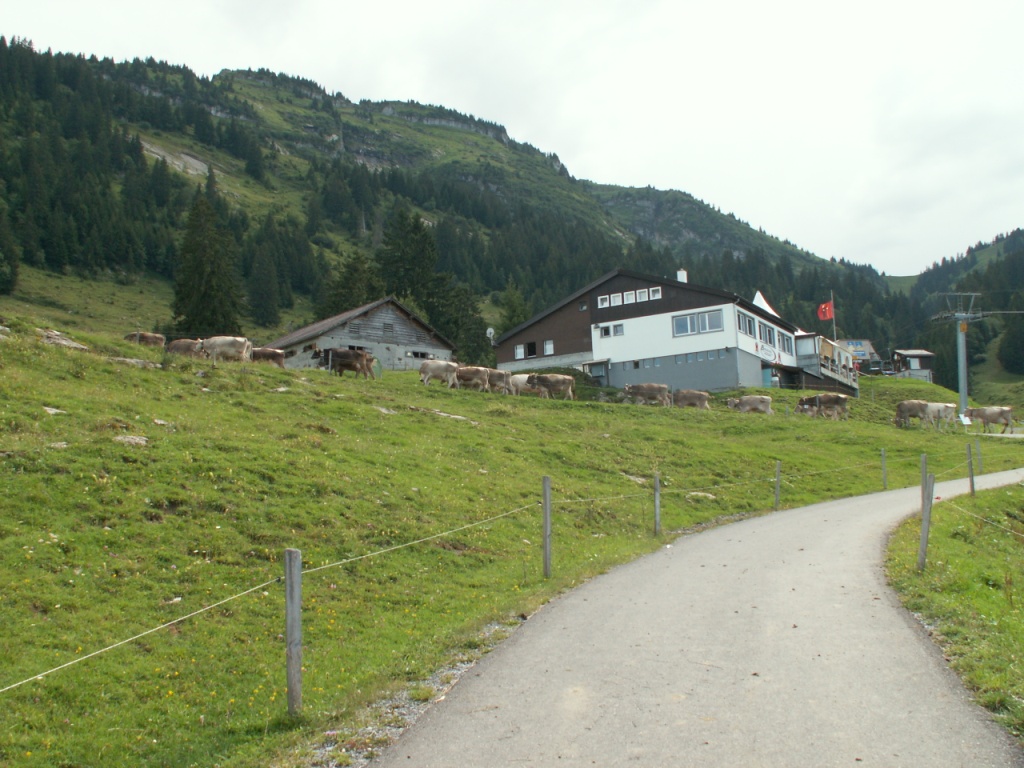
[419,359,458,387]
[199,336,253,364]
[165,338,207,358]
[455,366,491,391]
[894,399,928,428]
[964,406,1014,434]
[509,373,545,396]
[124,331,166,347]
[726,395,773,414]
[486,368,513,395]
[526,373,575,400]
[672,389,712,409]
[624,383,670,406]
[252,347,286,368]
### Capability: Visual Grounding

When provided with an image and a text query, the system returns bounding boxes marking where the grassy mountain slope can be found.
[0,310,1020,767]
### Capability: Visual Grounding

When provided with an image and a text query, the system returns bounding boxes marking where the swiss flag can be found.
[816,300,834,321]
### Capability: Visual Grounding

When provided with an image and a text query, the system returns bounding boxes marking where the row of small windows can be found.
[672,309,723,336]
[623,349,729,369]
[596,286,663,309]
[514,340,555,359]
[737,310,794,354]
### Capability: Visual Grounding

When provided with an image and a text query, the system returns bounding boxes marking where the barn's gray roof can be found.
[266,296,455,350]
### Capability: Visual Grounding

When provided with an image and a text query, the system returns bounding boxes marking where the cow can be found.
[526,373,575,400]
[894,399,928,428]
[923,402,956,430]
[797,392,849,420]
[165,338,207,358]
[486,368,513,395]
[726,395,774,414]
[624,383,670,406]
[964,406,1015,434]
[124,331,166,347]
[321,348,376,379]
[509,373,545,396]
[199,336,253,364]
[672,389,712,410]
[419,359,458,388]
[251,347,286,368]
[454,366,491,392]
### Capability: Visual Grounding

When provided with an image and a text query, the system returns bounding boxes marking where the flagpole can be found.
[830,289,836,341]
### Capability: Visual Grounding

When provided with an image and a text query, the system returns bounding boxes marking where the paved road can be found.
[370,470,1024,767]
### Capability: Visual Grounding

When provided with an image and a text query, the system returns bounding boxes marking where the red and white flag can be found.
[816,300,834,321]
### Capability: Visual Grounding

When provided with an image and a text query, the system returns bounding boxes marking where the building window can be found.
[579,300,588,311]
[697,351,705,362]
[543,340,554,355]
[654,358,661,367]
[610,293,623,306]
[598,295,610,308]
[526,341,537,358]
[632,361,641,369]
[758,322,776,347]
[411,350,429,359]
[643,359,652,368]
[637,289,649,302]
[650,287,662,300]
[779,333,794,355]
[673,309,723,337]
[601,326,611,338]
[738,312,756,337]
[623,291,636,304]
[707,349,716,360]
[687,353,695,363]
[613,324,624,336]
[515,344,525,360]
[675,354,684,364]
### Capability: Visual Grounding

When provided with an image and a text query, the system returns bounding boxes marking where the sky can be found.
[7,1,1024,277]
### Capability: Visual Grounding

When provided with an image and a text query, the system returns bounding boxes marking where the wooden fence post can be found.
[881,448,887,490]
[967,444,975,496]
[917,474,936,572]
[285,548,302,716]
[774,461,782,511]
[542,476,552,579]
[654,473,661,536]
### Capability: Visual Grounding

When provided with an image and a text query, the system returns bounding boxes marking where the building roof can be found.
[266,296,455,350]
[495,268,799,344]
[894,349,935,358]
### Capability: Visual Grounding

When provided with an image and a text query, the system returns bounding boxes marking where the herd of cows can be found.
[124,332,1015,433]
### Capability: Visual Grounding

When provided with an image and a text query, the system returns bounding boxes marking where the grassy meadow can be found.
[0,306,1022,766]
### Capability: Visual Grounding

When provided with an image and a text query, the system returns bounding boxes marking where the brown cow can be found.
[199,336,253,364]
[526,373,575,400]
[321,348,376,379]
[509,373,545,396]
[124,331,166,347]
[165,338,207,358]
[964,406,1014,434]
[672,389,712,409]
[455,366,491,392]
[797,392,849,420]
[624,383,670,406]
[726,395,773,414]
[486,368,513,395]
[893,399,928,428]
[419,359,459,387]
[252,347,286,368]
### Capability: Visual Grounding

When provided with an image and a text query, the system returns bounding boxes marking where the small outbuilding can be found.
[266,297,456,371]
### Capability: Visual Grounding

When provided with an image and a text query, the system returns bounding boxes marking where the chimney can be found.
[676,268,688,283]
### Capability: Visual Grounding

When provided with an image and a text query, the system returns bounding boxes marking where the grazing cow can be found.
[726,395,774,414]
[251,347,286,368]
[486,368,513,395]
[923,402,956,430]
[455,366,491,392]
[624,383,670,406]
[509,373,545,396]
[797,392,850,420]
[894,399,928,428]
[526,373,575,400]
[165,338,207,358]
[672,389,712,410]
[419,359,458,388]
[321,348,376,379]
[964,406,1014,434]
[200,336,253,363]
[124,331,166,347]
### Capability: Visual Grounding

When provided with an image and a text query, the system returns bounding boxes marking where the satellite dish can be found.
[486,327,495,339]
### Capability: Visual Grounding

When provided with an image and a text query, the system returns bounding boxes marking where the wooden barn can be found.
[266,297,456,371]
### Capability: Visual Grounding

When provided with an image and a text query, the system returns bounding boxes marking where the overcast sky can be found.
[8,1,1024,276]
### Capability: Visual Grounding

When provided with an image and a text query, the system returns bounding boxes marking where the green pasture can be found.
[0,319,1020,767]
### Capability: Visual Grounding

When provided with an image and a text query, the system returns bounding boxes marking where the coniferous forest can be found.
[2,36,1023,386]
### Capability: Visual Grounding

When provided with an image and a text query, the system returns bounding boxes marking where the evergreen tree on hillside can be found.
[317,251,384,318]
[498,279,530,334]
[378,207,437,301]
[172,195,243,336]
[998,294,1024,375]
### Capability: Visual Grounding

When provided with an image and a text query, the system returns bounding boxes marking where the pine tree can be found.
[317,251,384,318]
[172,196,244,336]
[247,246,280,327]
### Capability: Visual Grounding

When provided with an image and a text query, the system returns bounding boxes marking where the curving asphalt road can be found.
[370,469,1024,768]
